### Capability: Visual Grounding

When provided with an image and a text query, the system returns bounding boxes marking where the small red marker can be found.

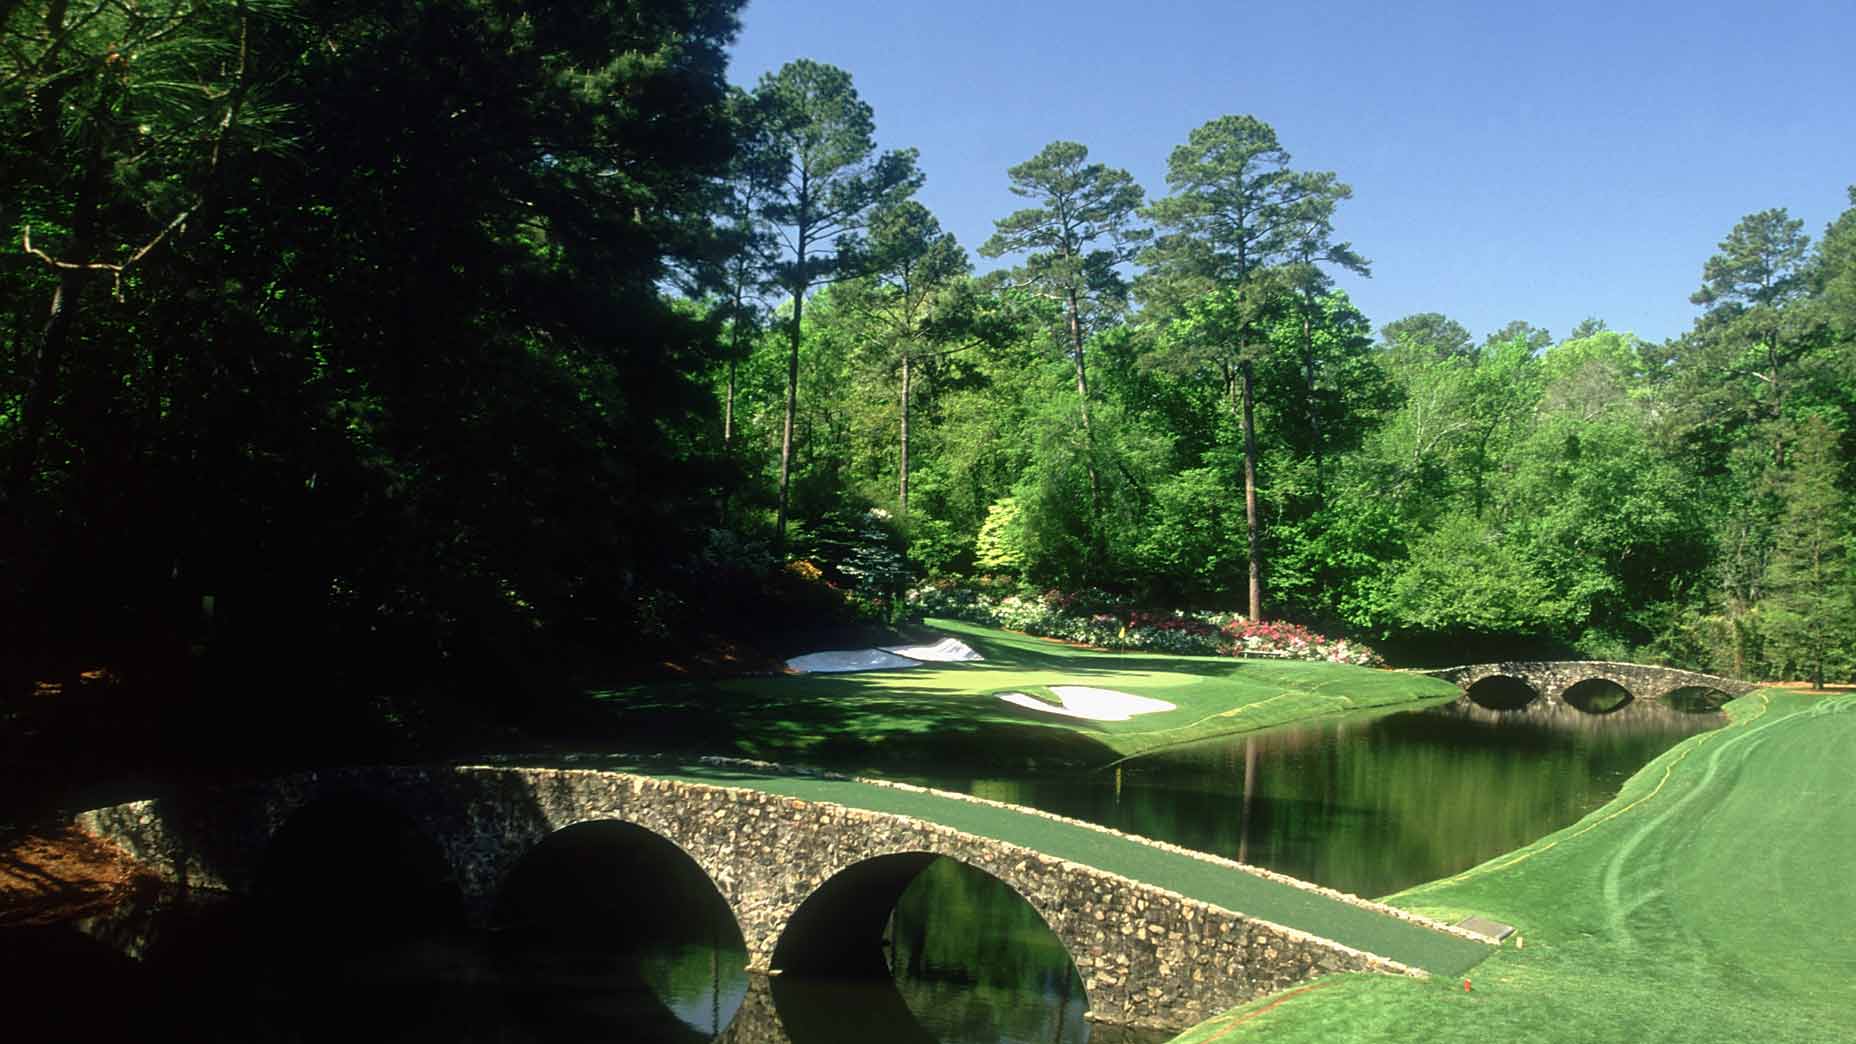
[1463,979,1472,992]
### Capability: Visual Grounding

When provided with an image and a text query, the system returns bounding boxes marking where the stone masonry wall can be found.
[78,764,1432,1033]
[1425,660,1757,710]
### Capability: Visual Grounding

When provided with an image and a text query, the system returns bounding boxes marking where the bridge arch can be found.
[494,818,747,950]
[492,818,750,1040]
[1664,685,1735,713]
[773,851,938,978]
[1427,661,1755,713]
[772,851,1083,984]
[1561,678,1635,715]
[1465,674,1540,711]
[770,852,1090,1044]
[252,792,466,961]
[78,765,1462,1033]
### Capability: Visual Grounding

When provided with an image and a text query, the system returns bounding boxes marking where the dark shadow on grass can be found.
[568,624,1394,772]
[578,670,1127,771]
[926,624,1247,679]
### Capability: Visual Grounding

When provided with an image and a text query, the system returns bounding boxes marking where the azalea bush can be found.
[767,559,848,618]
[903,583,1383,664]
[1222,619,1383,666]
[792,508,911,624]
[906,581,998,621]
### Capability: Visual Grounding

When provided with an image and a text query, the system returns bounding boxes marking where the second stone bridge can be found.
[1424,660,1757,716]
[78,759,1493,1033]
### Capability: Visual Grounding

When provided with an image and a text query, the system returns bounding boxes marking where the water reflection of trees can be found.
[763,855,1124,1044]
[948,703,1723,898]
[492,819,748,1043]
[1439,698,1726,732]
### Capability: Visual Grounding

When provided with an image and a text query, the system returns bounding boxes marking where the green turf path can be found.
[1166,689,1856,1044]
[595,620,1460,767]
[636,759,1493,978]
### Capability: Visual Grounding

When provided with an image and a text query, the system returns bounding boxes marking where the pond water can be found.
[904,696,1726,899]
[6,695,1722,1043]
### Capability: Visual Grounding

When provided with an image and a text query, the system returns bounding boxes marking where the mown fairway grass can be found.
[591,619,1459,768]
[1168,689,1856,1044]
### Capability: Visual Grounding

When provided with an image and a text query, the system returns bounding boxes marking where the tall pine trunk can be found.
[1240,359,1262,622]
[723,279,746,447]
[1066,289,1104,566]
[775,288,803,552]
[898,351,910,515]
[723,358,736,446]
[1300,286,1325,500]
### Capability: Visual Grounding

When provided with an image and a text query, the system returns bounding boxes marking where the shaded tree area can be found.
[6,10,1855,826]
[2,0,753,787]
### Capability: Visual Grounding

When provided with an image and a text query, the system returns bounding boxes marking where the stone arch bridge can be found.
[77,761,1491,1034]
[1424,661,1757,716]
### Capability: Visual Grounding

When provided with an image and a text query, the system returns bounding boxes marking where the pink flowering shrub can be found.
[1222,619,1383,666]
[907,584,1384,664]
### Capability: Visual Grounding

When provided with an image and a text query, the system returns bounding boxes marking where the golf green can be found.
[593,619,1460,767]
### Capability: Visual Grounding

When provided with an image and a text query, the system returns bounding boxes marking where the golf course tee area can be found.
[1168,689,1856,1044]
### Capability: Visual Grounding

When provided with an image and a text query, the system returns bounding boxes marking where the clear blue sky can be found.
[726,0,1856,345]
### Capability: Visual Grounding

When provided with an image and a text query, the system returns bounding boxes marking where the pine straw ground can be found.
[1167,688,1856,1044]
[0,826,153,928]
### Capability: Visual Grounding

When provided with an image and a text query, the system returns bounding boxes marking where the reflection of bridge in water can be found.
[77,760,1494,1036]
[1424,661,1757,718]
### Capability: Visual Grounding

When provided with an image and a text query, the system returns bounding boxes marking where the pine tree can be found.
[834,200,970,516]
[980,141,1147,568]
[1137,115,1359,621]
[748,60,921,551]
[1762,415,1855,687]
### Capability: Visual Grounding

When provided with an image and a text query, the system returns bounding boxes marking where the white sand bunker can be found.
[997,685,1177,722]
[786,637,982,674]
[785,648,920,673]
[878,637,983,663]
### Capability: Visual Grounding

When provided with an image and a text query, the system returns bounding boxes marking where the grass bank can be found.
[585,619,1459,769]
[1167,689,1856,1043]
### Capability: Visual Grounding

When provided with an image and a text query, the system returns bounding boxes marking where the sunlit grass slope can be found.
[591,619,1458,769]
[1168,690,1856,1044]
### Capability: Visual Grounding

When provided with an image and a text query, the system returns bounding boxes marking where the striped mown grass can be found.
[1166,689,1856,1044]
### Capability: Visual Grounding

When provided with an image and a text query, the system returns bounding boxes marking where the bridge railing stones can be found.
[1423,660,1756,711]
[78,764,1446,1033]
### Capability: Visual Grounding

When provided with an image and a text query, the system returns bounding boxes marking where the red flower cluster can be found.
[1221,619,1320,645]
[1042,588,1080,609]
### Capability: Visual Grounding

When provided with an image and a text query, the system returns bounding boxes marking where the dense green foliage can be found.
[740,141,1856,674]
[3,0,751,729]
[905,583,1382,663]
[5,4,1852,751]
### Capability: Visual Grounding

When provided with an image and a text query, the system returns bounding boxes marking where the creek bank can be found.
[0,826,156,927]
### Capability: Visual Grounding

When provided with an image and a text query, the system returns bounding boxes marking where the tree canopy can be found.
[6,8,1854,760]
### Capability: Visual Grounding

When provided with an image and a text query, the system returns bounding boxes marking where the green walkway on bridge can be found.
[625,759,1493,978]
